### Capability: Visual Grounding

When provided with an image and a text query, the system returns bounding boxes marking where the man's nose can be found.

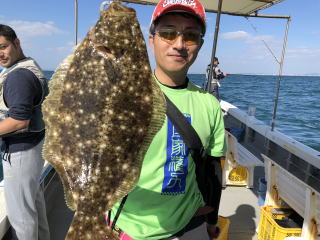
[173,34,186,49]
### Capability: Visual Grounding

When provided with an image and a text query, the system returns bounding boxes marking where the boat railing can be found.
[263,154,320,239]
[220,100,320,169]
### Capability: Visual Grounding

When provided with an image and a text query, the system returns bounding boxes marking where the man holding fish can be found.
[109,0,226,239]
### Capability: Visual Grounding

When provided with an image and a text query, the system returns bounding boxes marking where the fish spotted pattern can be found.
[42,1,166,239]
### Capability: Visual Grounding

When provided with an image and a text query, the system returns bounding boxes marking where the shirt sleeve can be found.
[4,68,42,121]
[208,99,226,157]
[215,67,225,80]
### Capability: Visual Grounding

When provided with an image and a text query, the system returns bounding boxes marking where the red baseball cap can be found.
[150,0,206,34]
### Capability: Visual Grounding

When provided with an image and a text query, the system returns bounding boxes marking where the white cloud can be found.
[31,41,75,70]
[251,35,277,43]
[3,19,65,38]
[221,30,250,40]
[47,41,75,53]
[287,47,320,61]
[221,30,278,45]
[287,46,320,55]
[311,31,320,35]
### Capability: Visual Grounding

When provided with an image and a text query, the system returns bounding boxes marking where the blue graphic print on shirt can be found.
[162,114,191,195]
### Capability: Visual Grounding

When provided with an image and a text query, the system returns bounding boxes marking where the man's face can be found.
[0,36,21,68]
[149,14,203,75]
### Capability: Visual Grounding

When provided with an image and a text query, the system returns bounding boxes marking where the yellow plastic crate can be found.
[270,207,293,220]
[258,206,302,240]
[213,216,230,240]
[228,166,248,185]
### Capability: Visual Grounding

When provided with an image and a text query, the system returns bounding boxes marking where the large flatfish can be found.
[42,1,166,239]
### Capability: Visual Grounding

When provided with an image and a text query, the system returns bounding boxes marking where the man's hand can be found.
[207,223,220,239]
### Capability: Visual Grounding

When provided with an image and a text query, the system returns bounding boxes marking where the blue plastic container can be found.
[258,177,267,206]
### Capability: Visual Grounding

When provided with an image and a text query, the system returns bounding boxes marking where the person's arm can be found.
[215,67,226,80]
[1,68,41,136]
[206,155,222,228]
[206,156,222,238]
[0,118,30,136]
[205,102,226,238]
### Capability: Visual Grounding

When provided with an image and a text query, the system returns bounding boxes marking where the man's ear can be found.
[13,38,20,49]
[148,35,155,53]
[199,38,204,50]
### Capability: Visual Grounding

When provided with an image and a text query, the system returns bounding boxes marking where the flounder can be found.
[42,1,166,239]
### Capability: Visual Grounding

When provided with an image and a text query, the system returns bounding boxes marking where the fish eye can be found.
[95,45,112,54]
[94,44,126,61]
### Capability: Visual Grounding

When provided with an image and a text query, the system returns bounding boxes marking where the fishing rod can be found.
[244,16,291,131]
[205,0,224,94]
[74,0,78,46]
[271,17,291,131]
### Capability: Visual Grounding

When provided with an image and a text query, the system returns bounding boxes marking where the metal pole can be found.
[271,17,291,131]
[205,0,223,93]
[74,0,78,46]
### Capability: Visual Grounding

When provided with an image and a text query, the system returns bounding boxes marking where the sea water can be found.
[0,72,319,181]
[189,73,320,152]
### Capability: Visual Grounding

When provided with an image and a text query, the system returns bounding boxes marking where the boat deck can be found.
[46,173,74,240]
[219,166,264,240]
[2,166,265,240]
[48,164,265,240]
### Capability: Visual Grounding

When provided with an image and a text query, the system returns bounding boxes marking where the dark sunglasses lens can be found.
[183,31,201,45]
[157,29,202,45]
[158,30,178,41]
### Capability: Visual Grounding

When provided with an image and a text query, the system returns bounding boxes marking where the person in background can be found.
[108,0,226,239]
[205,57,227,99]
[0,24,50,240]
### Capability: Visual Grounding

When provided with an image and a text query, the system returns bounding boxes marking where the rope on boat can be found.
[74,0,78,46]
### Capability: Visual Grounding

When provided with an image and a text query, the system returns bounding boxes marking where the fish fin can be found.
[42,54,78,211]
[104,75,167,209]
[48,54,74,91]
[65,211,119,240]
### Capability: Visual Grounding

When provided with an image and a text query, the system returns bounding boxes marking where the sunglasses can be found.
[155,28,203,46]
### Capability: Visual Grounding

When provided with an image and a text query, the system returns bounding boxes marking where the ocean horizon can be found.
[0,72,319,182]
[188,73,320,152]
[1,70,319,151]
[41,71,319,152]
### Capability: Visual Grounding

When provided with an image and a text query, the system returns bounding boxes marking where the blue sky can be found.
[1,0,319,75]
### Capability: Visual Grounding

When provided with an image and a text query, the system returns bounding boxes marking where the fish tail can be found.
[65,211,118,240]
